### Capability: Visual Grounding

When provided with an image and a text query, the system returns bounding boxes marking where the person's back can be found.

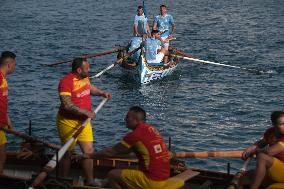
[134,14,148,35]
[145,37,162,64]
[128,37,143,62]
[122,122,170,180]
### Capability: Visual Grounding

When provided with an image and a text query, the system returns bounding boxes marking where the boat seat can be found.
[147,62,164,66]
[162,169,200,189]
[266,183,284,189]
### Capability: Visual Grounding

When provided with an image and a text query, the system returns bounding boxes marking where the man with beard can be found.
[56,57,112,186]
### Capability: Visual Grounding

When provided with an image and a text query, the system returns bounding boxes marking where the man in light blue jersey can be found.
[145,30,170,65]
[153,4,176,49]
[133,6,150,37]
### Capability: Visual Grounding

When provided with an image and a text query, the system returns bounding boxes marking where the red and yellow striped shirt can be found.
[0,72,8,127]
[263,127,284,162]
[121,123,170,181]
[58,72,91,120]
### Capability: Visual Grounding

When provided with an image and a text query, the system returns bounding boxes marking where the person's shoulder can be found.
[0,75,3,86]
[139,122,154,130]
[167,14,174,20]
[155,15,160,20]
[264,127,274,138]
[60,73,74,84]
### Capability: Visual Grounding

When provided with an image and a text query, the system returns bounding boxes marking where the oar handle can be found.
[45,48,125,67]
[175,150,244,158]
[170,47,194,58]
[240,157,251,172]
[89,45,143,79]
[80,98,108,129]
[0,128,60,150]
[226,157,252,189]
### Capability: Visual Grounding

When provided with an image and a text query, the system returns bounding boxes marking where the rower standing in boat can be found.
[56,57,111,186]
[0,51,16,174]
[85,106,171,189]
[153,4,176,50]
[145,30,170,64]
[133,6,150,37]
[239,111,284,189]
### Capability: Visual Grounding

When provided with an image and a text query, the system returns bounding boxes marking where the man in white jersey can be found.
[153,4,176,50]
[145,30,170,65]
[133,6,150,37]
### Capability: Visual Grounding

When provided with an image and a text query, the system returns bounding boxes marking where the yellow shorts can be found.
[121,169,168,189]
[56,114,93,151]
[268,157,284,182]
[0,129,7,146]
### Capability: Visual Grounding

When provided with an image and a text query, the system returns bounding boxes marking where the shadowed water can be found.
[1,0,284,172]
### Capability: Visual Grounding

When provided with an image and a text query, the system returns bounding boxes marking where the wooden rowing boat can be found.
[1,143,279,189]
[1,152,233,189]
[0,142,234,189]
[117,39,180,84]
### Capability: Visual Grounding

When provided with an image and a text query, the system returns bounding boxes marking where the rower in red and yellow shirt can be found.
[240,111,284,189]
[86,106,174,189]
[57,57,112,186]
[0,51,17,174]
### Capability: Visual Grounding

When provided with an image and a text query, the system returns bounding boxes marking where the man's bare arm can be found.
[171,23,176,35]
[60,95,93,118]
[134,24,139,36]
[90,85,112,99]
[7,115,13,130]
[153,21,157,30]
[93,143,131,159]
[258,143,284,156]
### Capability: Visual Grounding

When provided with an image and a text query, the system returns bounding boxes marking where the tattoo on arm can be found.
[60,95,89,117]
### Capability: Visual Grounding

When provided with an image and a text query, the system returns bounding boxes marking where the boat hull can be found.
[119,51,179,84]
[0,151,235,189]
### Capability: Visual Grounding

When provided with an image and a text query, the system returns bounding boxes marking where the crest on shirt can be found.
[154,144,162,153]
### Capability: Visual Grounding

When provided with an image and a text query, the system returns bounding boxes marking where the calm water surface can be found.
[1,0,284,172]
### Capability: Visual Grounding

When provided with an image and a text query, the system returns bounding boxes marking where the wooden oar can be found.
[175,150,243,158]
[45,48,124,67]
[89,45,142,79]
[0,128,60,150]
[226,157,252,189]
[171,48,264,74]
[29,98,108,189]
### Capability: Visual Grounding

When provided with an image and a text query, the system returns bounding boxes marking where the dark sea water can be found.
[1,0,284,173]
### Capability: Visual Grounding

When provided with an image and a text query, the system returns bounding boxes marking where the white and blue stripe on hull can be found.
[121,55,178,85]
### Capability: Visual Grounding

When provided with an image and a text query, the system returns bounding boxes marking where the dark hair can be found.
[0,51,16,67]
[72,57,87,72]
[160,4,167,8]
[271,111,284,126]
[129,106,146,121]
[137,6,143,10]
[151,29,159,35]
